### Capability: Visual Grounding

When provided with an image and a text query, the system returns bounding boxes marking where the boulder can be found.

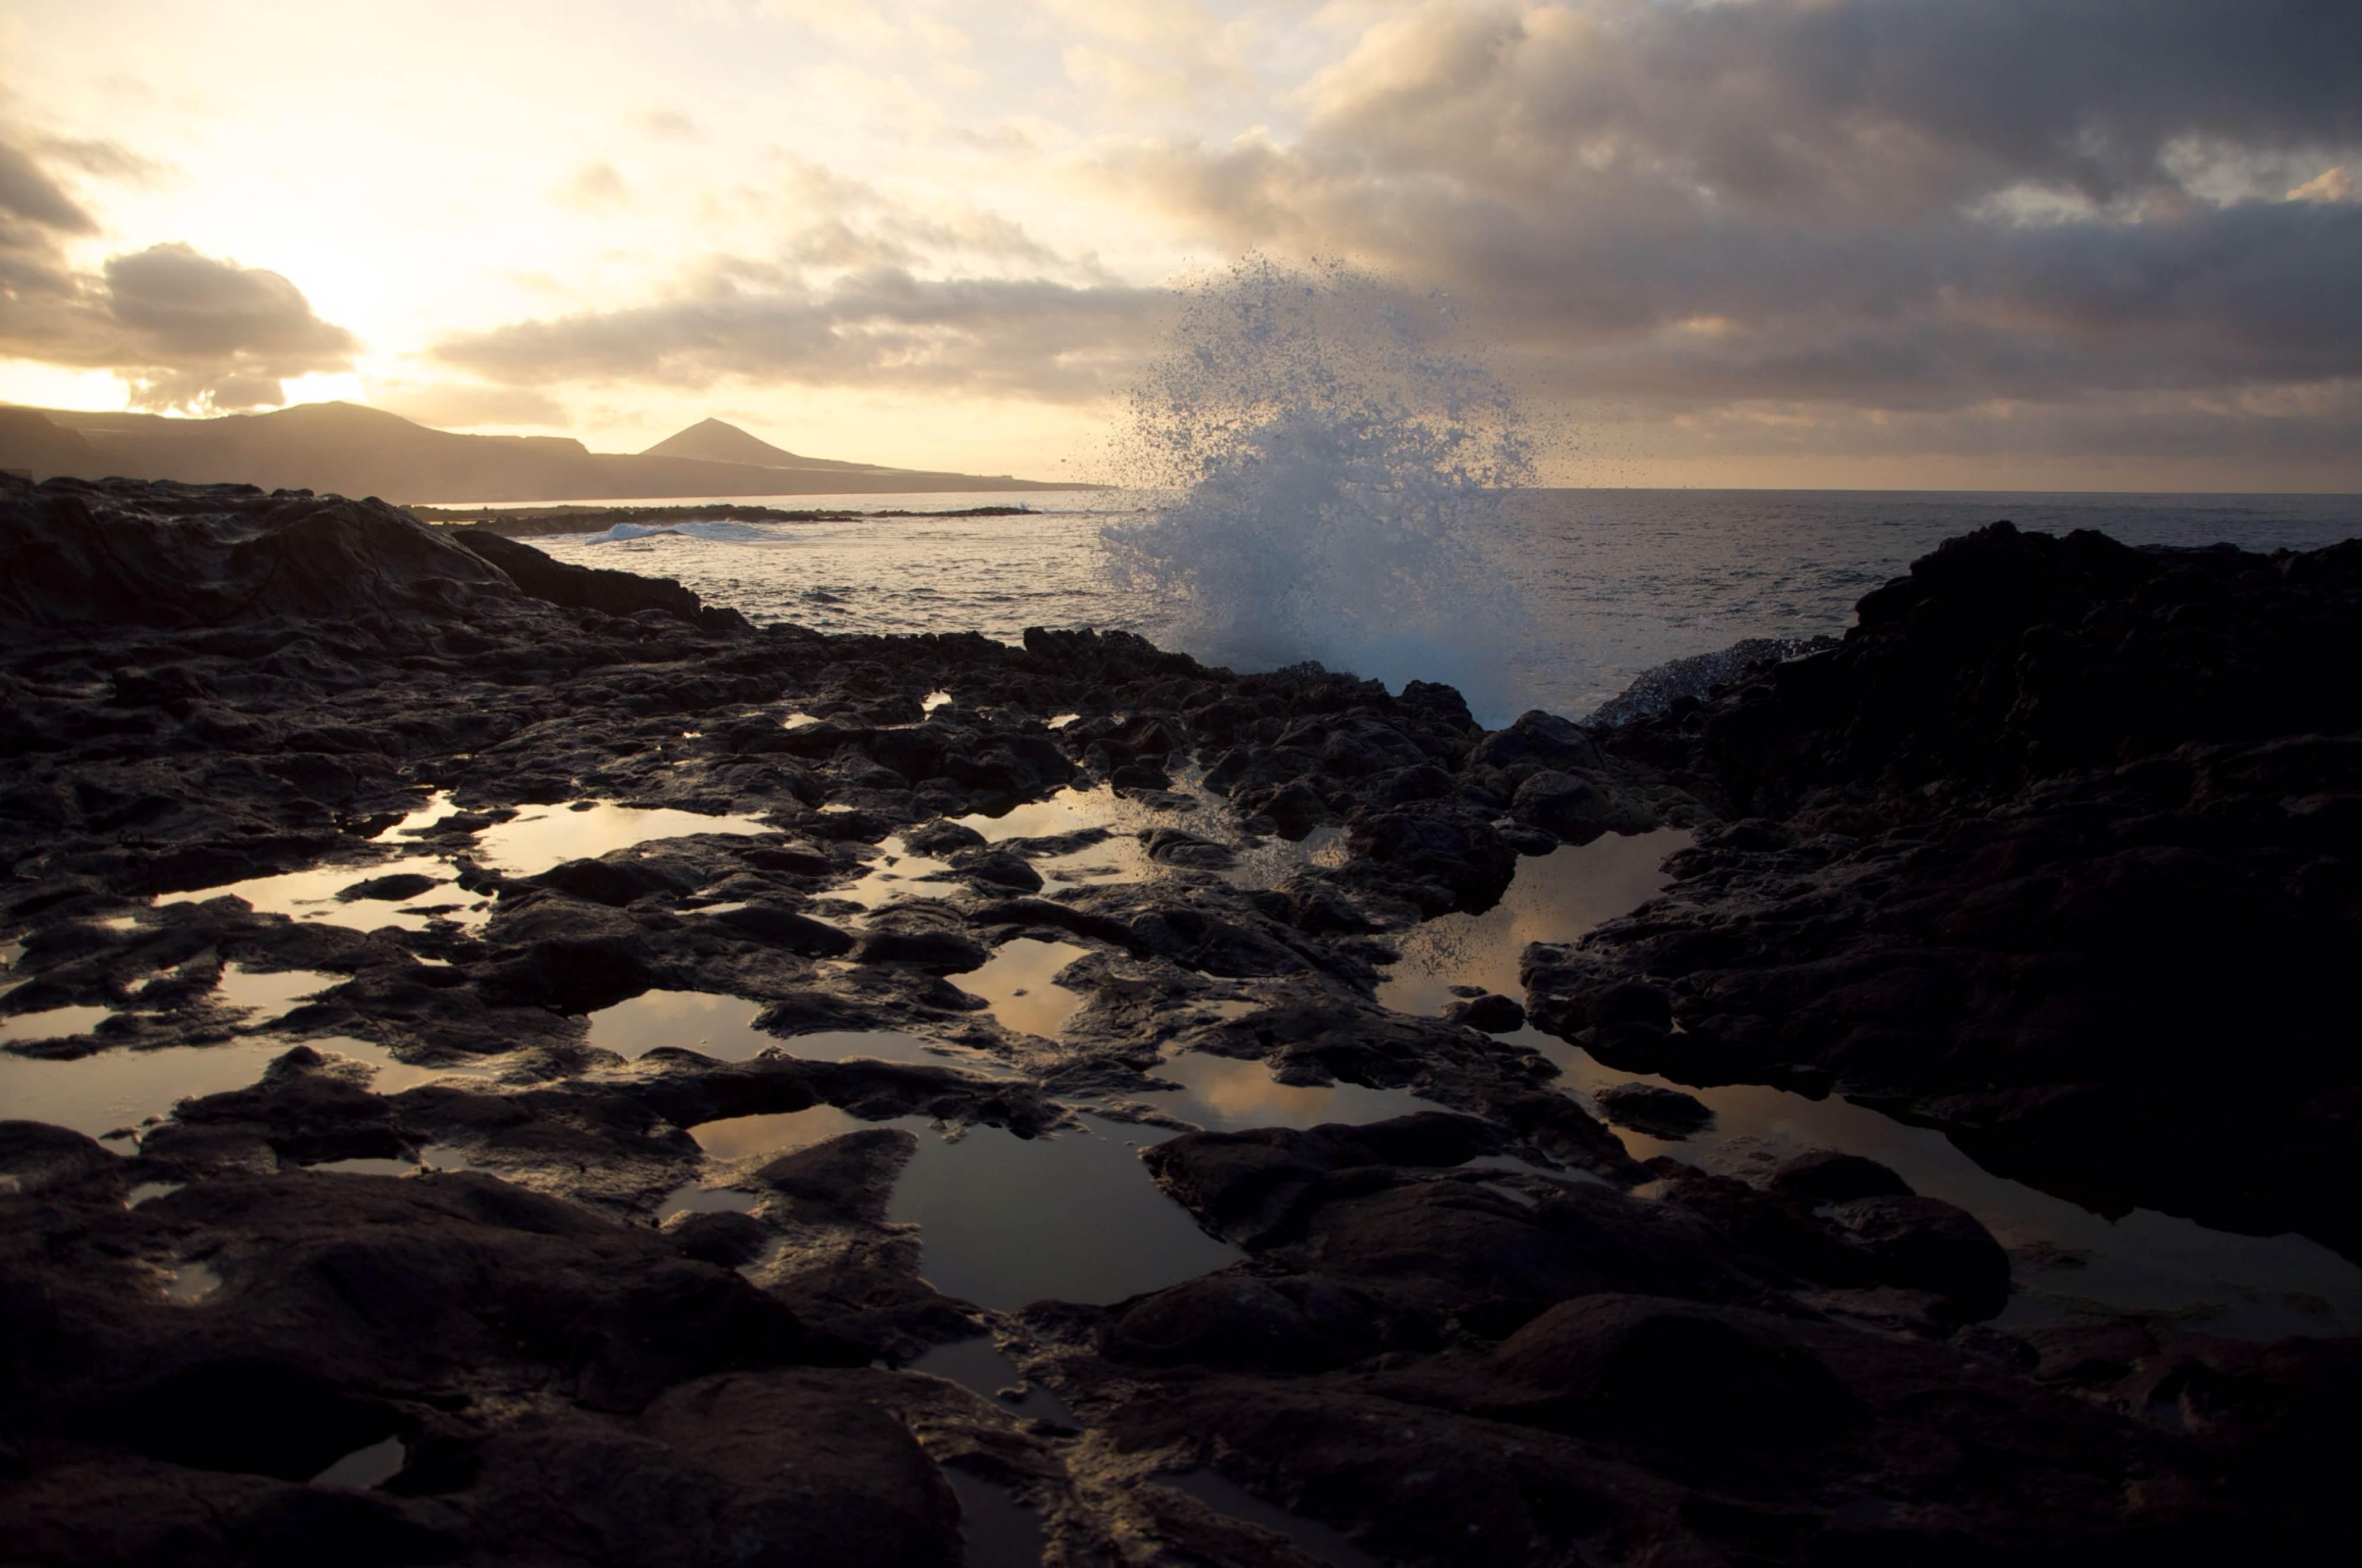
[1592,1082,1713,1139]
[1469,711,1603,774]
[1828,1195,2011,1320]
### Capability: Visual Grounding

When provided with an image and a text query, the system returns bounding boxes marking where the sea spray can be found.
[1099,257,1541,719]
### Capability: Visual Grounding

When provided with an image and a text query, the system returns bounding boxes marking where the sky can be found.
[2,0,2358,491]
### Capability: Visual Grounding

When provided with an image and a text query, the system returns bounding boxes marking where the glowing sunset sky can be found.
[3,1,2357,488]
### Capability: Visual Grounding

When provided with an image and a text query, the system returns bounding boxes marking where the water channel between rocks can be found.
[1382,828,2362,1340]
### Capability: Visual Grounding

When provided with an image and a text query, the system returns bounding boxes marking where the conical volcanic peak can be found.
[640,417,807,466]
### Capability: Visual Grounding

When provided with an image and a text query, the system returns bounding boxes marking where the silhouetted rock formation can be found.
[1528,522,2362,1256]
[0,402,1083,502]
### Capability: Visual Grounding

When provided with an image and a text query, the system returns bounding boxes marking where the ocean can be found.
[521,486,2362,723]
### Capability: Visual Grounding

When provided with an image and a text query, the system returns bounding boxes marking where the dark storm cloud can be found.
[1098,0,2362,465]
[1291,0,2358,216]
[432,266,1161,402]
[0,125,358,411]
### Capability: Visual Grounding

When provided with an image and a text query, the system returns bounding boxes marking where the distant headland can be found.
[0,402,1092,504]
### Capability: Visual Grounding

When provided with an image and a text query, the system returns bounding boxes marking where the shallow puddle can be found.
[1377,827,1692,1016]
[954,787,1128,844]
[0,1004,115,1046]
[310,1156,417,1177]
[1149,1050,1434,1132]
[689,1106,1241,1309]
[908,1336,1078,1424]
[895,1112,1242,1309]
[691,1105,865,1162]
[586,989,781,1063]
[163,1259,223,1304]
[216,965,340,1021]
[370,790,461,841]
[655,1181,759,1220]
[156,854,485,934]
[952,939,1090,1040]
[295,1035,504,1094]
[837,837,955,909]
[311,1436,407,1489]
[472,802,779,877]
[1159,1471,1381,1568]
[0,1038,282,1139]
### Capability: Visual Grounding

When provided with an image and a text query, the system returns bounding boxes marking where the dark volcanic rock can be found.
[1531,522,2362,1259]
[1442,991,1525,1033]
[4,483,2354,1566]
[1468,710,1603,775]
[1826,1194,2012,1321]
[854,926,989,974]
[950,848,1043,893]
[334,872,442,903]
[1591,1082,1713,1139]
[1509,768,1657,840]
[1767,1149,1913,1202]
[450,525,748,631]
[0,479,518,631]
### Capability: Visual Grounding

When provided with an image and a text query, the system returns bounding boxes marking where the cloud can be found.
[0,141,99,234]
[1043,0,1257,108]
[636,109,704,141]
[31,134,172,185]
[756,151,1089,277]
[2289,165,2356,203]
[430,266,1162,402]
[0,128,358,411]
[556,161,631,209]
[1085,0,2362,466]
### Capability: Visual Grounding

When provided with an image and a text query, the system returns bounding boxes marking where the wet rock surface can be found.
[1,480,2353,1563]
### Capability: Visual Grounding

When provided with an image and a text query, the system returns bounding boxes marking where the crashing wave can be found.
[1099,257,1540,717]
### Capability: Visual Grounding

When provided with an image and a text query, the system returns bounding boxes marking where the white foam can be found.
[1100,257,1539,720]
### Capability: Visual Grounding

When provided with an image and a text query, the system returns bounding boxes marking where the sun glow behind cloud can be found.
[2,0,2358,488]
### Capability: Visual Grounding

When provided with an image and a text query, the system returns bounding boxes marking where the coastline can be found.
[2,473,2357,1564]
[404,502,1043,540]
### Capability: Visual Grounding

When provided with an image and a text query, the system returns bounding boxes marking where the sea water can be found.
[529,486,2358,722]
[511,259,2358,723]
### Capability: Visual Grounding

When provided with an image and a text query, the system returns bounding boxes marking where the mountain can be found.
[642,417,843,469]
[0,403,1080,502]
[0,407,99,479]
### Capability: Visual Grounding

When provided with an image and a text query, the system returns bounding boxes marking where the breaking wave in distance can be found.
[1100,258,1540,718]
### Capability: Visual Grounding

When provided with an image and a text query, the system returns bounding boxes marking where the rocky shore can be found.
[2,475,2355,1565]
